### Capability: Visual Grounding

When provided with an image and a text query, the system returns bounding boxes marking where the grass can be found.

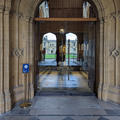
[45,54,56,59]
[45,54,77,59]
[66,54,77,59]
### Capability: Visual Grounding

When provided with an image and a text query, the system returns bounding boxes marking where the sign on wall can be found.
[23,64,29,73]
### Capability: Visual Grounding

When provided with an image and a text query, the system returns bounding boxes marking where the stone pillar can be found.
[0,8,5,114]
[3,9,11,112]
[25,17,30,100]
[18,16,25,88]
[18,16,30,100]
[98,18,104,99]
[10,14,19,103]
[102,15,116,101]
[29,18,34,99]
[104,13,120,103]
[116,14,120,87]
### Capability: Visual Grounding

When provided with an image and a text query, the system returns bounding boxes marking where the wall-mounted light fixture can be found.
[59,29,65,34]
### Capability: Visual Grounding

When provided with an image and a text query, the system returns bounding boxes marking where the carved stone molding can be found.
[104,16,115,23]
[110,48,120,58]
[19,15,31,22]
[109,14,116,22]
[12,48,24,57]
[103,12,117,23]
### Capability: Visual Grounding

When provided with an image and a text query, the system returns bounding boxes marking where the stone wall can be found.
[0,0,120,114]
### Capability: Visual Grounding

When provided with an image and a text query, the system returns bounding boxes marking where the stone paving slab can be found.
[0,96,120,120]
[1,116,120,120]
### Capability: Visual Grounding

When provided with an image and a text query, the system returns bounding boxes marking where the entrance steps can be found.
[36,88,94,96]
[39,66,83,71]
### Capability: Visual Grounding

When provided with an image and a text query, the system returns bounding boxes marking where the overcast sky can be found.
[44,33,77,41]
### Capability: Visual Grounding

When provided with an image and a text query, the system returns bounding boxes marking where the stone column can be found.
[105,13,120,103]
[10,14,19,98]
[116,14,120,87]
[25,17,30,100]
[29,18,34,99]
[18,16,30,100]
[0,8,5,114]
[3,9,11,112]
[98,18,104,99]
[18,16,25,87]
[107,16,116,86]
[102,14,117,101]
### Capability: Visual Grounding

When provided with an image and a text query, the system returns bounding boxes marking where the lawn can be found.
[66,54,77,59]
[45,54,56,59]
[45,54,77,59]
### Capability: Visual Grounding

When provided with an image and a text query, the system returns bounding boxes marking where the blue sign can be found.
[23,64,29,73]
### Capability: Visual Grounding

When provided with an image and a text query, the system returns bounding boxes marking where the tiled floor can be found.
[38,70,89,90]
[1,69,120,120]
[1,96,120,120]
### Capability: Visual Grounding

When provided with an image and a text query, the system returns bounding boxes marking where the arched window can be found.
[42,33,57,60]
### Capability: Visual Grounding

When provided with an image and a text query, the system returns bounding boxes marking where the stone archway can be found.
[0,0,120,114]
